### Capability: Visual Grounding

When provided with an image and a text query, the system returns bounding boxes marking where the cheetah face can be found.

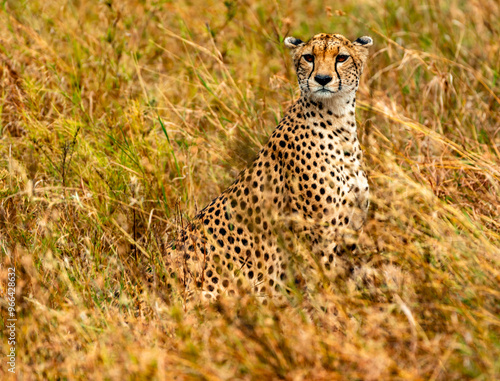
[285,33,372,101]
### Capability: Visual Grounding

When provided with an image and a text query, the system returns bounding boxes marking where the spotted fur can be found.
[164,33,373,301]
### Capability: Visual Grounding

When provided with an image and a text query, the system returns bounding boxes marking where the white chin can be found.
[312,90,339,100]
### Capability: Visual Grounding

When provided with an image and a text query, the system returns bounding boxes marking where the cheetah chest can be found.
[286,127,369,232]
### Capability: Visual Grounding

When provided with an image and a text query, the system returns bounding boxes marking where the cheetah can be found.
[164,33,373,302]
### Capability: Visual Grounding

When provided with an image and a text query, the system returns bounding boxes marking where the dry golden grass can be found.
[0,0,499,379]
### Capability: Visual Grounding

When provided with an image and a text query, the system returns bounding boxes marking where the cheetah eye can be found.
[336,54,349,62]
[303,54,314,63]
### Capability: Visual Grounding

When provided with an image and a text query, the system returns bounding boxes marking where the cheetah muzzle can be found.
[164,33,373,302]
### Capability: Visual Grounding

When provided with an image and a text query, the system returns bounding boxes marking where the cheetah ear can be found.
[352,36,373,64]
[353,36,373,47]
[284,36,305,50]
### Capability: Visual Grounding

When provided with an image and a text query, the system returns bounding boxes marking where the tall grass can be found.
[0,0,499,379]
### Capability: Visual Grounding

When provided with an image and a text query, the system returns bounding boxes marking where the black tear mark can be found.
[306,45,315,93]
[335,61,342,91]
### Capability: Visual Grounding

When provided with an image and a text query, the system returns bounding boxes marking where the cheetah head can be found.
[285,33,373,101]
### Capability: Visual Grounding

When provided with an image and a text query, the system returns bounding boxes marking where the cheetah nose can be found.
[315,74,333,86]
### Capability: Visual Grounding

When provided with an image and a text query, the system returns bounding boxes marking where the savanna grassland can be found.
[0,0,499,379]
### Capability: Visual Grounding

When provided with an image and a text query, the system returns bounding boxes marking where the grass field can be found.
[1,0,499,379]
